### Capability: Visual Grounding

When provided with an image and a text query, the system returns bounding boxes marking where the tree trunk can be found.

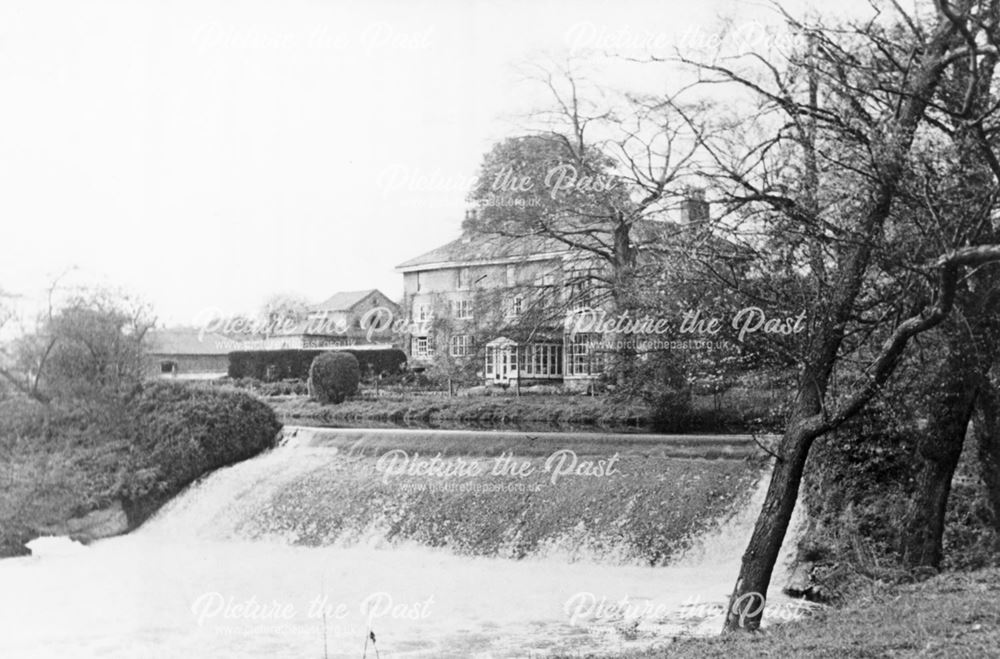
[723,416,820,632]
[973,377,1000,534]
[899,333,979,569]
[611,218,637,387]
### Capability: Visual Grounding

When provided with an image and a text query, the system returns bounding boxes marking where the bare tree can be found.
[0,277,155,403]
[466,60,717,381]
[671,0,1000,631]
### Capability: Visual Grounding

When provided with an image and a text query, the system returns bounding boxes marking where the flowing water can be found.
[0,430,806,658]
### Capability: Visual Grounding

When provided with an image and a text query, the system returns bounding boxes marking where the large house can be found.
[395,195,715,389]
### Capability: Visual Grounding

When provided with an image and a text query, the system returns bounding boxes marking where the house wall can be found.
[400,258,564,368]
[145,354,229,379]
[287,291,403,348]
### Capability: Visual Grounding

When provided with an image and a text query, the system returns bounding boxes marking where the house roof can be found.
[147,328,236,356]
[311,289,386,312]
[395,233,570,271]
[394,220,739,272]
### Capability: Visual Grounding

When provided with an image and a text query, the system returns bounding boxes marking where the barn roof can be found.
[311,289,387,312]
[146,328,236,356]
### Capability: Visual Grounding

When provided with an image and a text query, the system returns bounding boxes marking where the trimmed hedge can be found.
[309,352,360,404]
[118,381,282,524]
[228,348,406,381]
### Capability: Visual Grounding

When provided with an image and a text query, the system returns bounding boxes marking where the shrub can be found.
[309,352,360,404]
[631,360,695,433]
[118,381,281,524]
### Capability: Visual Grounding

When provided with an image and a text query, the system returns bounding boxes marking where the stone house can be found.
[394,195,721,389]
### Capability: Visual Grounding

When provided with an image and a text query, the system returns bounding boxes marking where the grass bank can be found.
[552,568,1000,658]
[271,392,649,429]
[268,390,782,433]
[0,382,280,558]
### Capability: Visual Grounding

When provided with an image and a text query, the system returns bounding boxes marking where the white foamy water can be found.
[0,440,806,658]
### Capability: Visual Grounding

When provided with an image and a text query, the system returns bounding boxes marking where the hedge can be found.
[228,348,406,381]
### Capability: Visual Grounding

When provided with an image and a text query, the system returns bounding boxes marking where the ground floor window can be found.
[523,343,562,376]
[160,360,177,374]
[413,336,430,358]
[567,333,603,376]
[450,334,471,357]
[485,340,563,382]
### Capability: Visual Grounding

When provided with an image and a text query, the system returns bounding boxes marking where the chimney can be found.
[679,188,710,225]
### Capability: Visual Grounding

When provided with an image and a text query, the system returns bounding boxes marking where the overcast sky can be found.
[0,0,874,326]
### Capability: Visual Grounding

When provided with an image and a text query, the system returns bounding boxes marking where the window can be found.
[416,305,431,322]
[520,344,564,377]
[568,334,601,375]
[512,295,523,316]
[413,336,430,358]
[456,268,470,290]
[485,348,494,375]
[453,299,473,319]
[539,273,557,307]
[160,360,177,374]
[450,334,471,357]
[506,264,516,286]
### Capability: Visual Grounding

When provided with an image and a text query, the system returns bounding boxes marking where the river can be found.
[0,428,805,658]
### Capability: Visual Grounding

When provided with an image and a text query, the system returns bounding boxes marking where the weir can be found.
[0,428,807,658]
[142,426,767,563]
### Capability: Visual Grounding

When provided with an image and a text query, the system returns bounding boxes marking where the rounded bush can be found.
[309,352,360,404]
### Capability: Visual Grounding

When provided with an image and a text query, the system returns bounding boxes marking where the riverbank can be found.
[267,390,781,434]
[269,392,650,428]
[0,383,280,558]
[552,567,1000,658]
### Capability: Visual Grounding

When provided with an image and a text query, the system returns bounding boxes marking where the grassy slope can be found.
[553,569,1000,659]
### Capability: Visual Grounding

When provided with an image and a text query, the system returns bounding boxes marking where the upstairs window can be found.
[456,268,471,290]
[512,295,524,316]
[454,299,473,319]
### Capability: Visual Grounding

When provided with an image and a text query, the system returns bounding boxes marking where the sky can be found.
[0,0,876,326]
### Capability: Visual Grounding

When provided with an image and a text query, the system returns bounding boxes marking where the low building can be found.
[145,328,236,379]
